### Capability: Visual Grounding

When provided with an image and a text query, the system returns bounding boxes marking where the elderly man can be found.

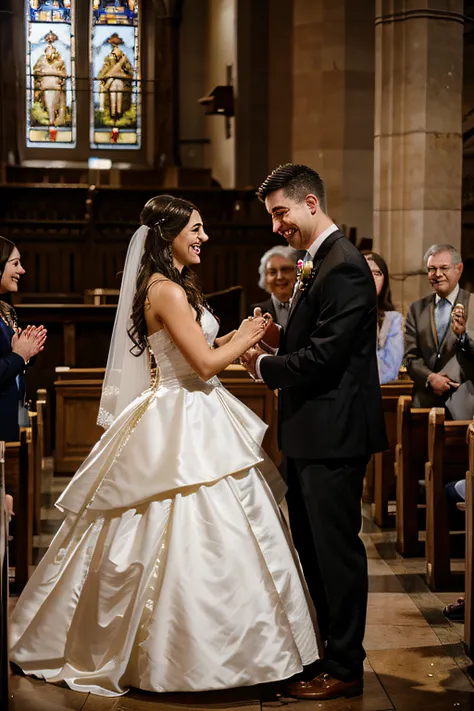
[405,243,474,417]
[251,246,297,327]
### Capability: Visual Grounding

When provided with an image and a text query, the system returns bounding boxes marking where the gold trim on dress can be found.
[0,302,18,330]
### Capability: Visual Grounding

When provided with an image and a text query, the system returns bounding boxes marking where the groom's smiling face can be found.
[265,189,318,251]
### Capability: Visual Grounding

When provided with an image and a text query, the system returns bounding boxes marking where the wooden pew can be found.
[465,422,474,659]
[4,429,35,593]
[373,381,414,528]
[15,304,117,402]
[33,389,49,535]
[55,368,105,475]
[425,408,470,591]
[84,288,120,305]
[54,365,279,475]
[0,442,10,709]
[395,396,431,556]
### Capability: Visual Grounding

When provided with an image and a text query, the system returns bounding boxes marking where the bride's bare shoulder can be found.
[146,275,187,306]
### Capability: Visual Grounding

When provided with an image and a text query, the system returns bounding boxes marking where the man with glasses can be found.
[405,244,474,414]
[251,246,298,327]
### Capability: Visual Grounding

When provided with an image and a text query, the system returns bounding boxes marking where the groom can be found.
[242,164,388,701]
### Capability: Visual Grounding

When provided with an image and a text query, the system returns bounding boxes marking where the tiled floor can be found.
[6,485,474,710]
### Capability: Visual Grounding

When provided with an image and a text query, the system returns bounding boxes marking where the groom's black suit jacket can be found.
[260,230,388,459]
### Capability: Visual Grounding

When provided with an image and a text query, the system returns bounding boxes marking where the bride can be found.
[9,195,320,697]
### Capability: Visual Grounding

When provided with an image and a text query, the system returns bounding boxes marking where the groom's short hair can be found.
[257,163,327,212]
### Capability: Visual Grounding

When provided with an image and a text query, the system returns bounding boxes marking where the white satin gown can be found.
[10,309,320,697]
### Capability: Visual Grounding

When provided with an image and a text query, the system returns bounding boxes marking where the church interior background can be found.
[2,1,474,709]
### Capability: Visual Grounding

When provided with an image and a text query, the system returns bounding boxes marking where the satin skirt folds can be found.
[9,382,319,696]
[56,382,286,514]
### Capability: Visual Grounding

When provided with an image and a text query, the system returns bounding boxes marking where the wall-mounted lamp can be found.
[198,65,234,139]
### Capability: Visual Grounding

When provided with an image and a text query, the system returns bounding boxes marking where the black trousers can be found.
[284,455,369,681]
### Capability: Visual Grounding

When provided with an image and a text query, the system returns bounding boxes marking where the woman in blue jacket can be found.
[0,237,47,442]
[365,252,404,384]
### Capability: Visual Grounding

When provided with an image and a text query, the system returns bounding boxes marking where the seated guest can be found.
[443,478,466,622]
[252,246,297,327]
[364,252,404,383]
[405,244,474,416]
[0,237,47,442]
[446,478,465,505]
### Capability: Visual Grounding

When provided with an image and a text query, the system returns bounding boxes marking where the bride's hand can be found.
[214,329,237,348]
[235,316,269,349]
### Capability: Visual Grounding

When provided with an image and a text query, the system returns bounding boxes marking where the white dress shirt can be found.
[255,223,339,380]
[305,223,339,260]
[270,294,291,328]
[435,284,459,307]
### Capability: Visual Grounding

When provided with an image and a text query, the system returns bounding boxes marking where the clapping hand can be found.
[452,303,467,337]
[11,325,47,363]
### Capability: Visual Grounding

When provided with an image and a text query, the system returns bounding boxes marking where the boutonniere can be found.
[296,259,314,292]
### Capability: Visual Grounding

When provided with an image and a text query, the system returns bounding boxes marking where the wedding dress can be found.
[9,308,320,697]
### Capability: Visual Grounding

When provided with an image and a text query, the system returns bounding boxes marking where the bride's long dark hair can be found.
[128,195,205,355]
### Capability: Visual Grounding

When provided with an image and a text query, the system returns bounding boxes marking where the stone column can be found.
[0,0,20,175]
[373,1,464,312]
[152,0,183,168]
[292,0,376,238]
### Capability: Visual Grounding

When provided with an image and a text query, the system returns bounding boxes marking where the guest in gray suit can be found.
[405,244,474,414]
[251,246,297,327]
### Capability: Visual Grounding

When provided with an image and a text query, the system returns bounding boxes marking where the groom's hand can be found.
[253,307,281,350]
[240,344,266,380]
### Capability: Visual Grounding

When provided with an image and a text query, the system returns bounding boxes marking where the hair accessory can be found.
[165,244,174,269]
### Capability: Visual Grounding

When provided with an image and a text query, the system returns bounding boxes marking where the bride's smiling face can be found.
[171,210,209,271]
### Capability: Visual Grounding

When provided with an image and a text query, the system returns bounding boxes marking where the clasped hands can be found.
[11,324,47,363]
[240,307,280,380]
[427,304,467,397]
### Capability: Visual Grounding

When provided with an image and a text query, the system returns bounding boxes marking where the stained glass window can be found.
[90,1,141,149]
[26,0,76,147]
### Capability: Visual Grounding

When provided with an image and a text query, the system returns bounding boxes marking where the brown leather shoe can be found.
[285,672,363,700]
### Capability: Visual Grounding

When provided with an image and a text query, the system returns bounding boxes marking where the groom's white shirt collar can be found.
[306,223,339,261]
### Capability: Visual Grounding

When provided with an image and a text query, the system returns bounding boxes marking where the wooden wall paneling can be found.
[0,186,282,301]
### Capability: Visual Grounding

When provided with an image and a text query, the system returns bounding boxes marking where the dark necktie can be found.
[278,300,290,328]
